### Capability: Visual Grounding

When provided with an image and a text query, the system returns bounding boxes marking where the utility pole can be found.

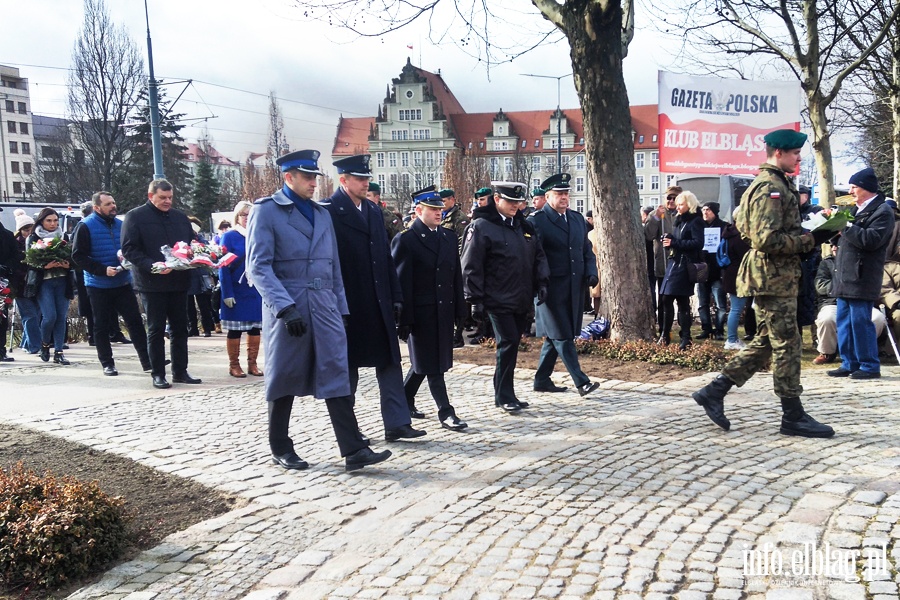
[521,73,572,171]
[144,0,164,179]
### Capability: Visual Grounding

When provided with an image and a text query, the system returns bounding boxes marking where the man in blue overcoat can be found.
[246,150,391,472]
[322,154,425,443]
[391,186,469,432]
[528,173,600,397]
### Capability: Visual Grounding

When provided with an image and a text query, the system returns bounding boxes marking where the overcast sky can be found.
[3,0,861,183]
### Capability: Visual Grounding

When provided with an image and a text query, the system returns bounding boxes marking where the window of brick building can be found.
[7,121,15,134]
[9,141,17,154]
[10,161,19,173]
[20,122,28,135]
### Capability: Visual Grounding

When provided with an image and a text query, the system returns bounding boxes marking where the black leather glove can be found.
[472,303,485,323]
[586,275,599,288]
[811,229,835,245]
[393,302,403,325]
[279,305,308,338]
[397,325,410,341]
[536,286,548,306]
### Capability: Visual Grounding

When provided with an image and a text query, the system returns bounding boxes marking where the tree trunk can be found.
[561,1,655,341]
[808,93,836,205]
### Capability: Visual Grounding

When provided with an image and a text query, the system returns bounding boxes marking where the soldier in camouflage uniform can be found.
[440,189,470,241]
[692,129,835,438]
[368,182,403,240]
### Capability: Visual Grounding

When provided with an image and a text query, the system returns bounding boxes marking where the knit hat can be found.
[848,167,879,193]
[702,201,720,217]
[14,209,34,233]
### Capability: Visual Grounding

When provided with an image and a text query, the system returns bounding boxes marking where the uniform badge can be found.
[769,192,781,199]
[524,233,532,238]
[466,228,474,242]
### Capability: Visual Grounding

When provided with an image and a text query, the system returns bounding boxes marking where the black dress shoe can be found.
[850,370,880,380]
[827,367,853,377]
[272,452,309,470]
[53,352,70,365]
[577,381,601,397]
[345,447,392,472]
[441,415,468,431]
[534,382,568,393]
[172,372,202,384]
[40,345,50,362]
[0,354,14,362]
[409,407,426,419]
[385,424,427,442]
[152,375,171,389]
[103,366,118,376]
[496,401,522,413]
[514,399,530,408]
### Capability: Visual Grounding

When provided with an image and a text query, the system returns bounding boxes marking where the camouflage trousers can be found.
[721,295,803,398]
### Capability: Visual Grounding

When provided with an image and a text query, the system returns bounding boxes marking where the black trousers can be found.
[268,395,368,458]
[142,291,189,377]
[403,369,454,421]
[87,285,149,369]
[488,311,528,405]
[188,292,215,335]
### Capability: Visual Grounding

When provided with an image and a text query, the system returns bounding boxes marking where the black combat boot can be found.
[692,374,733,431]
[779,397,835,438]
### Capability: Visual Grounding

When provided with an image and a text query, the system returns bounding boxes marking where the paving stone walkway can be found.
[2,339,900,600]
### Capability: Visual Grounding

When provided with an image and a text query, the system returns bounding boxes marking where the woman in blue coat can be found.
[659,191,705,349]
[220,201,263,377]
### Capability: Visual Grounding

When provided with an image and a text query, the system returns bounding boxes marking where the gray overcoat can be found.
[529,204,597,339]
[246,189,351,401]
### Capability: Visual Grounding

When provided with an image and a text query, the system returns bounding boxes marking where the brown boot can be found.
[227,337,246,378]
[247,334,263,376]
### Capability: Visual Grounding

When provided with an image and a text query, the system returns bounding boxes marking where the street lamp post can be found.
[144,0,165,179]
[521,73,572,172]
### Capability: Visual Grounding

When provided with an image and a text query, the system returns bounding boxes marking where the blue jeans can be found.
[698,279,727,333]
[15,297,42,352]
[836,298,880,374]
[726,295,749,344]
[37,276,70,351]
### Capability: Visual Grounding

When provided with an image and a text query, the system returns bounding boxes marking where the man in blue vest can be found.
[72,191,150,376]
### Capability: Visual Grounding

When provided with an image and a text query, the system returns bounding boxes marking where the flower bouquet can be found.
[0,277,12,306]
[802,209,855,232]
[150,241,236,273]
[23,237,71,268]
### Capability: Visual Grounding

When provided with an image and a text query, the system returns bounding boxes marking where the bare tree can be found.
[654,0,900,205]
[67,0,144,193]
[290,0,656,341]
[242,158,271,201]
[264,92,288,190]
[442,147,490,217]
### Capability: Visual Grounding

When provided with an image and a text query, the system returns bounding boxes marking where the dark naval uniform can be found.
[528,176,598,393]
[391,197,468,430]
[461,186,549,411]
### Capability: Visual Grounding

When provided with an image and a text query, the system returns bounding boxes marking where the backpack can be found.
[716,236,731,268]
[579,316,610,341]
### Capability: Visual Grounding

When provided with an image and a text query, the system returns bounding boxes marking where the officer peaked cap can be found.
[411,185,444,208]
[276,149,324,175]
[333,154,373,177]
[540,173,571,192]
[491,181,527,202]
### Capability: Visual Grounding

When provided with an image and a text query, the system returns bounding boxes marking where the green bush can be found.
[574,338,732,371]
[0,462,129,590]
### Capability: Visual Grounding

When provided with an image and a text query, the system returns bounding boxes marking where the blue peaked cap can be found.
[411,185,444,208]
[276,149,324,174]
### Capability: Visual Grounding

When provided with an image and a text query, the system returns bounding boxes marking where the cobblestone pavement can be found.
[2,339,900,600]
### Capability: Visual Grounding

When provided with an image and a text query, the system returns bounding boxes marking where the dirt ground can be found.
[0,424,244,599]
[453,340,700,384]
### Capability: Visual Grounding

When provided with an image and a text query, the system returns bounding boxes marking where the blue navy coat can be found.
[391,218,466,374]
[246,189,350,401]
[218,228,262,323]
[322,189,402,368]
[529,204,597,339]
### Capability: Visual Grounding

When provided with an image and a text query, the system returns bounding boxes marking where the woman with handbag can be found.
[220,201,264,377]
[659,191,705,350]
[26,207,73,364]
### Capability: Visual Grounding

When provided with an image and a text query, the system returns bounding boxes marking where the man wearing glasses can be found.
[460,182,550,413]
[644,185,681,333]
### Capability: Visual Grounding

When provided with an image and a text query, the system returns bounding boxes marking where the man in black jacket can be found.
[460,182,550,413]
[121,179,200,389]
[0,218,18,362]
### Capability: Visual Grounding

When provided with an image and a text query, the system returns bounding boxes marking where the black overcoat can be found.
[391,219,466,374]
[322,188,402,368]
[660,209,704,297]
[528,204,596,339]
[833,195,895,302]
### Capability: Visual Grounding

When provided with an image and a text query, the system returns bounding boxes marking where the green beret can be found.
[763,129,807,150]
[368,182,381,193]
[532,187,546,197]
[438,188,455,198]
[475,187,492,198]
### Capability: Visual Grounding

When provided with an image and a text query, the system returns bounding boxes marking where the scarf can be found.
[35,225,62,240]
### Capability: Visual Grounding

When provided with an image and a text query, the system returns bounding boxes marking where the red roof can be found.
[414,65,465,117]
[450,109,586,154]
[630,104,659,149]
[332,116,375,156]
[182,143,240,166]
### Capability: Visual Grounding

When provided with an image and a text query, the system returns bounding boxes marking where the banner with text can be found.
[658,71,802,174]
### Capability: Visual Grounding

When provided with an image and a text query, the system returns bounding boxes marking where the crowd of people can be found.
[2,127,899,467]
